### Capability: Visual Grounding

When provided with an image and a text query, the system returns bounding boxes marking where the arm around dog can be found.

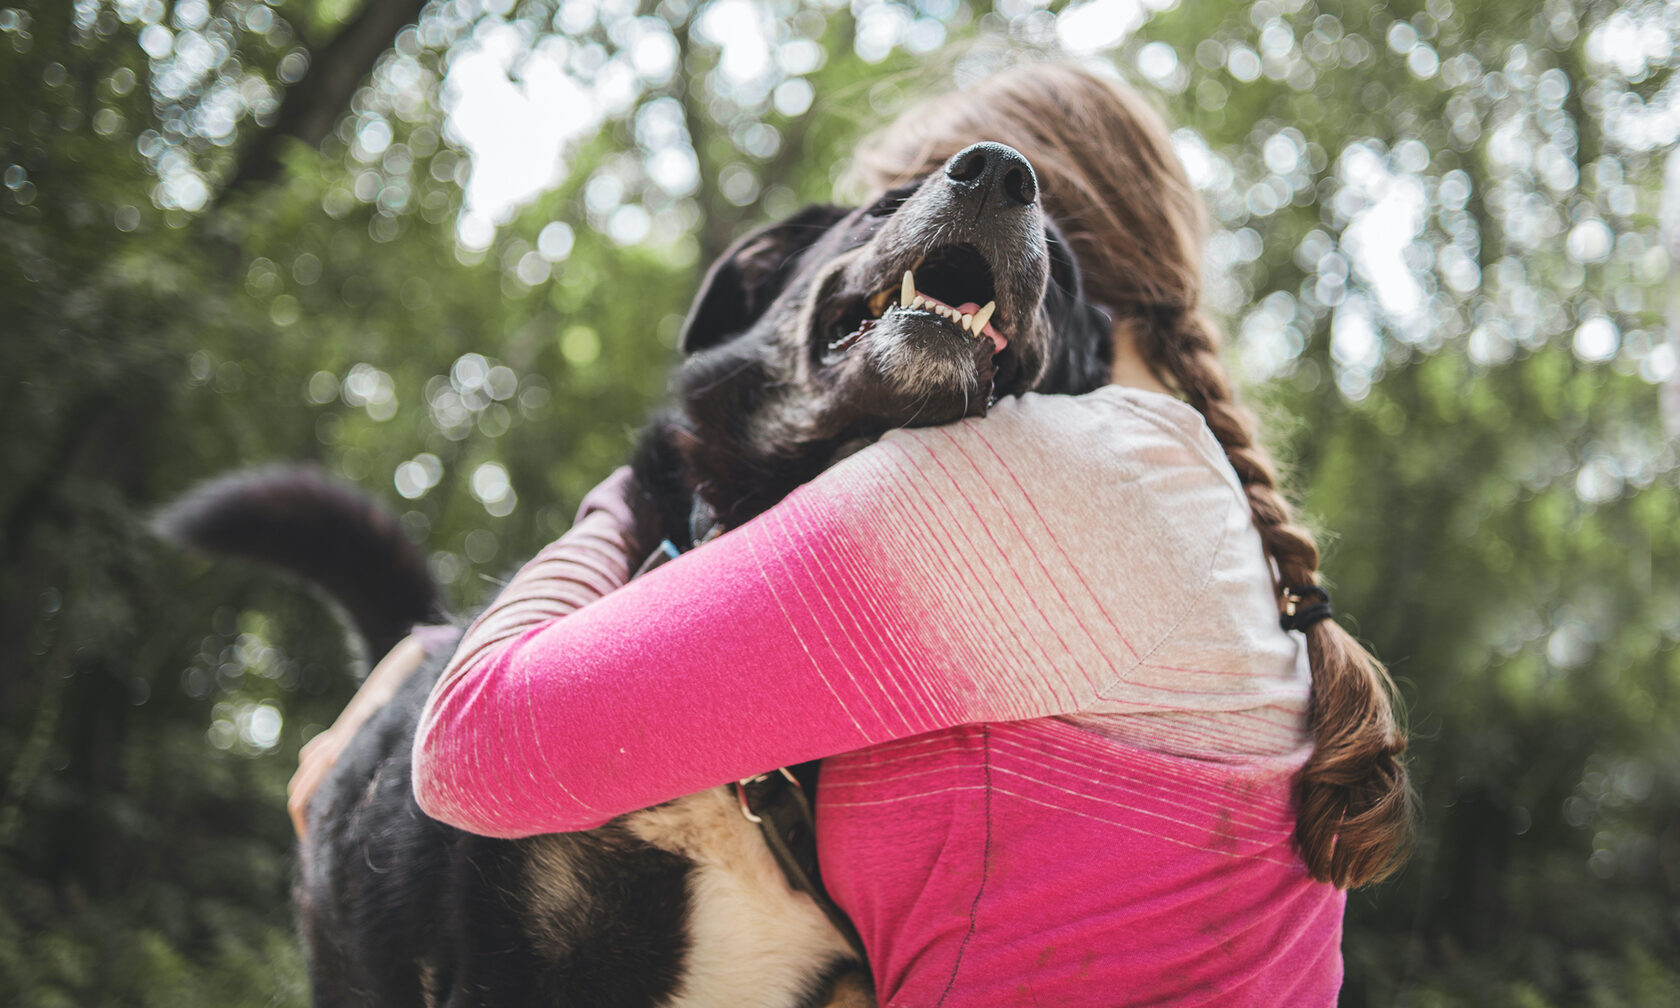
[411,469,655,835]
[412,390,1264,838]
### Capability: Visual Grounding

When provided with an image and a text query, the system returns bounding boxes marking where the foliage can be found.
[2,0,1676,1005]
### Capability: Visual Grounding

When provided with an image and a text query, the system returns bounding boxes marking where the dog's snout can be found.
[943,142,1038,206]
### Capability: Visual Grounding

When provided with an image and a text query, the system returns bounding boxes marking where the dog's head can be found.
[646,142,1114,534]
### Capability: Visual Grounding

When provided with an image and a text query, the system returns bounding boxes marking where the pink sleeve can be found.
[410,469,974,837]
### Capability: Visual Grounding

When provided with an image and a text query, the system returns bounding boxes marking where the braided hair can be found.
[848,58,1413,887]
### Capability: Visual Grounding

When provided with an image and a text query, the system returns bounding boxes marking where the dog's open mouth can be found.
[825,243,1006,360]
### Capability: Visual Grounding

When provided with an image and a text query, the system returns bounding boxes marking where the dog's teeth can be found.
[911,294,924,309]
[961,313,975,333]
[869,289,890,316]
[972,301,996,334]
[901,271,914,307]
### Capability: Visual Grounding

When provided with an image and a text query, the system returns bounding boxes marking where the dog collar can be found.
[633,538,684,579]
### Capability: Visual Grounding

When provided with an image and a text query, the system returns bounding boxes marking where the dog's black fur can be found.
[162,143,1113,1008]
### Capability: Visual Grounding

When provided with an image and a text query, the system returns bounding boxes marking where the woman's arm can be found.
[412,393,1258,838]
[411,468,932,836]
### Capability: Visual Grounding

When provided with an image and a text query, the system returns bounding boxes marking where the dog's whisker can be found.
[894,386,939,430]
[686,357,765,395]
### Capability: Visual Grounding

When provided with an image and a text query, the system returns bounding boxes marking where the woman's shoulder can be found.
[1014,385,1239,475]
[821,386,1252,601]
[797,385,1291,725]
[874,385,1245,507]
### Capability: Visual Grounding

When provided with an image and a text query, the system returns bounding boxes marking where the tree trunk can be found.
[1661,145,1680,438]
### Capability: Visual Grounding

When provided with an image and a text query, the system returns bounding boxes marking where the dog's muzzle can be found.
[815,141,1056,421]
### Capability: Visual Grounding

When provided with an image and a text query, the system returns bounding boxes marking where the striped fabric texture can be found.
[413,386,1345,1006]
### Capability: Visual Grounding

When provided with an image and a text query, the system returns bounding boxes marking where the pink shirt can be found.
[413,386,1344,1006]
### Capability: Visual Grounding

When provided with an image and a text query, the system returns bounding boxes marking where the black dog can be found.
[162,142,1113,1008]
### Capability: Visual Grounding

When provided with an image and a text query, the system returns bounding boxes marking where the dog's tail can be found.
[157,465,448,659]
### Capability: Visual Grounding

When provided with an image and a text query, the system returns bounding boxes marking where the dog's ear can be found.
[679,203,850,354]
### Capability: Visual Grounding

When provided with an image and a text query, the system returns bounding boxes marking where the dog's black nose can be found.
[943,142,1039,206]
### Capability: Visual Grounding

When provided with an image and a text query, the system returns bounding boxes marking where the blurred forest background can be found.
[2,0,1677,1004]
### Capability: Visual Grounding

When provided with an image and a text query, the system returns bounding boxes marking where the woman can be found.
[313,62,1413,1005]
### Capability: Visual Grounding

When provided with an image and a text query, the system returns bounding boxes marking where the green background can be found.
[2,0,1677,1004]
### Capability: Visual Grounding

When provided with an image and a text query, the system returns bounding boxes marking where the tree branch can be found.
[219,0,428,200]
[671,18,737,269]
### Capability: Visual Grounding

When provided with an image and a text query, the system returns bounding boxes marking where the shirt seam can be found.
[933,724,993,1007]
[1092,389,1254,692]
[1106,495,1237,695]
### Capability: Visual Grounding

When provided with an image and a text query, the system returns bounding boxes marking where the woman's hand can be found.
[288,633,430,839]
[289,725,351,839]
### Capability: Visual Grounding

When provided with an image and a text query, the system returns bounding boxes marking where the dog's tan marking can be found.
[626,786,871,1008]
[817,970,878,1008]
[520,834,595,954]
[418,959,440,1008]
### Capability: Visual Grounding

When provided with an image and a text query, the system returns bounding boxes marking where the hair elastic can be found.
[1280,585,1333,632]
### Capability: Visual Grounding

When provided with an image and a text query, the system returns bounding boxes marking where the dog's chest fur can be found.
[610,790,864,1008]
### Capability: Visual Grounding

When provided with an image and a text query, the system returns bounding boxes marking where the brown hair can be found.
[849,59,1414,888]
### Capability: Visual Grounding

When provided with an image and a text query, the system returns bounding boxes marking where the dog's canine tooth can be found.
[869,288,890,316]
[972,301,996,334]
[901,270,914,307]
